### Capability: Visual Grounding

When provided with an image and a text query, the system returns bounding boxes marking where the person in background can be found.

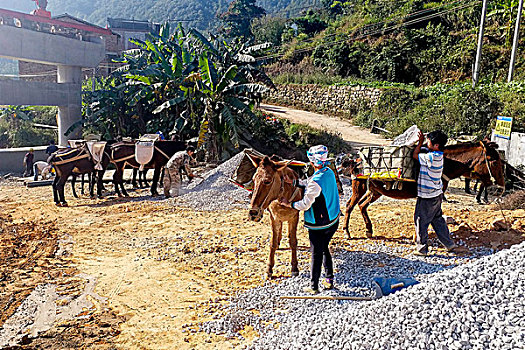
[280,145,341,295]
[413,130,465,256]
[163,146,196,198]
[33,161,53,181]
[23,148,35,177]
[46,140,58,156]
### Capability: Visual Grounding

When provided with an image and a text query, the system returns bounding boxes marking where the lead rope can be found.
[480,142,510,226]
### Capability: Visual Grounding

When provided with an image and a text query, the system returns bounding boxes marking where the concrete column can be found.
[57,65,82,146]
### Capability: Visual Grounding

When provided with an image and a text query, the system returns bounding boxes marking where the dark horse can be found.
[341,141,505,238]
[110,140,186,196]
[48,144,111,206]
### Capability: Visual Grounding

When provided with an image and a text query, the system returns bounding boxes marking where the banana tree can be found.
[197,52,269,162]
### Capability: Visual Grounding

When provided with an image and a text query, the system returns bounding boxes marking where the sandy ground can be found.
[260,104,390,148]
[1,178,524,349]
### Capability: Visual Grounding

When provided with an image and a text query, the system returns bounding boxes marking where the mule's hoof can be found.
[291,270,299,277]
[366,231,373,238]
[265,272,273,280]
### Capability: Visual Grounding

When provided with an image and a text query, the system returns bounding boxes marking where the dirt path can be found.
[1,180,525,349]
[260,104,390,148]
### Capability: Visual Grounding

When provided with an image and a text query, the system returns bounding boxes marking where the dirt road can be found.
[260,104,390,148]
[1,178,524,349]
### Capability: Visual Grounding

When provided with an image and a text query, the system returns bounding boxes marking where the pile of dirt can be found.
[0,214,61,326]
[0,214,124,349]
[499,190,525,210]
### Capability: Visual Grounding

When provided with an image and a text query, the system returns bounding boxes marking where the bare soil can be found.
[1,178,524,349]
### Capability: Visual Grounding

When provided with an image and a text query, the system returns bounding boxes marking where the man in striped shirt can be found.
[413,130,461,256]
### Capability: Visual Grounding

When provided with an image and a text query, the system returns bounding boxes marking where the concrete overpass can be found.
[0,8,109,146]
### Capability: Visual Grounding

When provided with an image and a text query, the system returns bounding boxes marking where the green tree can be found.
[218,0,266,40]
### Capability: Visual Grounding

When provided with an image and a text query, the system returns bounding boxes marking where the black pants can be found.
[308,220,339,289]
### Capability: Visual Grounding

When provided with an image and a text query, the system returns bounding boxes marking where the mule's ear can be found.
[247,154,262,167]
[274,160,291,172]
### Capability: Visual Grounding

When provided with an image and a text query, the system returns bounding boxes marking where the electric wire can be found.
[256,0,479,61]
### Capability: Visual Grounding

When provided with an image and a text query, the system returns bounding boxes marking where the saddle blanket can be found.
[68,140,86,148]
[135,141,155,170]
[86,141,107,170]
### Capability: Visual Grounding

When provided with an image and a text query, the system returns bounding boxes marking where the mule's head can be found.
[477,141,505,188]
[338,156,362,177]
[247,155,289,222]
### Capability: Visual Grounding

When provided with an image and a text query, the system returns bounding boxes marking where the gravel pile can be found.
[199,242,524,350]
[174,152,250,211]
[174,152,356,211]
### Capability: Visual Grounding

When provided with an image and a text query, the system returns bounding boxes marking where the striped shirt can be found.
[417,151,444,198]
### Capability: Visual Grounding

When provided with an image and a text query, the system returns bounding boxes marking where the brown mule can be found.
[247,155,304,280]
[341,141,505,238]
[110,140,187,196]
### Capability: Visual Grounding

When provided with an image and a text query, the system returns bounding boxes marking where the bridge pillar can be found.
[57,65,82,146]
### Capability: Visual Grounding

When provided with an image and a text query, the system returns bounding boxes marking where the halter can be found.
[252,166,301,215]
[479,141,503,189]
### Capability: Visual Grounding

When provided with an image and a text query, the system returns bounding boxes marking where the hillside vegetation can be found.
[41,0,318,30]
[260,0,525,138]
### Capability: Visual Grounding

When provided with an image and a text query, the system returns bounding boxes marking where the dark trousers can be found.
[24,162,34,177]
[308,220,339,289]
[414,195,455,253]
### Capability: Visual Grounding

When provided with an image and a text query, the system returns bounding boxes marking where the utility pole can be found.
[473,0,488,87]
[508,0,524,82]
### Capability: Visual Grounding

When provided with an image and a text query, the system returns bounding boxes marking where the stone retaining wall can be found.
[265,84,382,115]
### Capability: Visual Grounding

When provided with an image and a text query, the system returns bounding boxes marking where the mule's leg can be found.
[150,166,162,196]
[266,212,283,280]
[81,174,85,195]
[142,169,149,188]
[52,175,60,205]
[96,170,104,198]
[132,168,139,188]
[113,169,122,197]
[57,175,68,206]
[89,172,96,199]
[158,168,165,189]
[359,191,381,238]
[476,184,488,203]
[118,166,129,196]
[465,178,472,194]
[71,175,79,198]
[288,214,300,277]
[343,180,366,238]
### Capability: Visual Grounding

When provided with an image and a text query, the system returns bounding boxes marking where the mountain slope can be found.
[0,0,320,30]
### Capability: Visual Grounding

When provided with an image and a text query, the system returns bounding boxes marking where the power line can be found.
[262,0,466,57]
[257,1,479,61]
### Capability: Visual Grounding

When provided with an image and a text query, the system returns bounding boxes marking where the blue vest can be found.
[304,166,340,230]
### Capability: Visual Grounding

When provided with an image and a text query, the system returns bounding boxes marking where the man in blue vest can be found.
[281,145,341,294]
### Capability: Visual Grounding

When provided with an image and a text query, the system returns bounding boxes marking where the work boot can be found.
[303,286,320,295]
[447,245,469,254]
[413,249,428,257]
[321,278,334,290]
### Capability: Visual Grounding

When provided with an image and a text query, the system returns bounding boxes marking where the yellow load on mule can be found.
[356,145,416,182]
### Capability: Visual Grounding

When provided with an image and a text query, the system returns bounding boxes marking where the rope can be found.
[51,153,90,165]
[154,146,171,160]
[112,154,135,164]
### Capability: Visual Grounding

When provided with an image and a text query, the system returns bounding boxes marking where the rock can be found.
[443,215,457,225]
[491,219,511,231]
